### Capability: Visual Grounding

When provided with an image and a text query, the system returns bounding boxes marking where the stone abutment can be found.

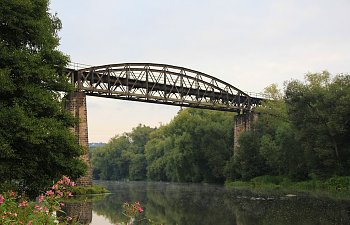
[233,113,258,155]
[66,92,92,186]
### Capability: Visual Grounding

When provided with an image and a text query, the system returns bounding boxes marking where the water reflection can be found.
[70,181,350,225]
[62,201,92,225]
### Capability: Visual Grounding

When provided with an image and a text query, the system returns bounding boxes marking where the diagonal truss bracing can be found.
[66,63,263,113]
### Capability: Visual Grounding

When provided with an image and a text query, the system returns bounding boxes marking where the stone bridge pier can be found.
[66,92,92,186]
[233,113,258,155]
[60,202,92,225]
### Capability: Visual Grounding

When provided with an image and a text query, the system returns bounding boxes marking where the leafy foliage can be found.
[285,72,350,177]
[92,109,234,183]
[0,0,86,196]
[91,125,155,181]
[231,72,350,181]
[145,108,234,183]
[0,176,78,224]
[93,72,350,185]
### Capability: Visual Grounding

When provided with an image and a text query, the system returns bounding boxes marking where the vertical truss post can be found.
[77,70,82,91]
[146,66,149,100]
[90,68,95,89]
[180,70,184,103]
[163,67,167,100]
[126,65,130,97]
[107,66,111,95]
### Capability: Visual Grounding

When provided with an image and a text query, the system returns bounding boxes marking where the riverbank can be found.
[225,176,350,199]
[69,185,110,195]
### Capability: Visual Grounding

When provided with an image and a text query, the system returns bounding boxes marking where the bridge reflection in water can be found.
[61,201,92,225]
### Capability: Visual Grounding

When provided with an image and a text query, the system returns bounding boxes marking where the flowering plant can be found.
[116,201,145,225]
[0,176,76,225]
[117,202,163,225]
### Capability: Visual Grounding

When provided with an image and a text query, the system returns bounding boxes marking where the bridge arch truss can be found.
[66,63,262,112]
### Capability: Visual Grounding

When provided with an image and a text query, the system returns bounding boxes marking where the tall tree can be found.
[0,0,86,196]
[145,108,234,183]
[226,84,307,181]
[256,84,306,179]
[285,72,350,177]
[91,124,155,181]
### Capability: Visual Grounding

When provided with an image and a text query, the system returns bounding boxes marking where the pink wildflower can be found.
[18,200,28,207]
[37,194,45,203]
[0,194,5,204]
[56,189,63,196]
[62,176,71,185]
[27,221,32,225]
[59,202,65,207]
[45,190,54,196]
[138,207,144,213]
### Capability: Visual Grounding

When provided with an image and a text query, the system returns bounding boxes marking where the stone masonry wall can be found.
[66,92,92,186]
[233,113,258,156]
[61,202,92,225]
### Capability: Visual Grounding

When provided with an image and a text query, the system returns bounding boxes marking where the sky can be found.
[50,0,350,143]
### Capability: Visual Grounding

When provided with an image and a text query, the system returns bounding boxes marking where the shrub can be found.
[324,176,350,192]
[0,176,78,225]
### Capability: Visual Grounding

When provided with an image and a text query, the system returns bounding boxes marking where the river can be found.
[63,181,350,225]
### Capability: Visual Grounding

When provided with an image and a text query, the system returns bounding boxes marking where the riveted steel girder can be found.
[66,63,263,113]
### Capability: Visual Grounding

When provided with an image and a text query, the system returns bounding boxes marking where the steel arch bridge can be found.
[66,63,263,113]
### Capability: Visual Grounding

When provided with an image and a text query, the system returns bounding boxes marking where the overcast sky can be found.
[50,0,350,143]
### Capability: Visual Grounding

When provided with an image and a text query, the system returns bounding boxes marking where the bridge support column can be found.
[66,92,92,186]
[233,113,258,155]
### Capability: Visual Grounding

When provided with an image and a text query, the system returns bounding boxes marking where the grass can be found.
[69,185,110,195]
[226,176,350,199]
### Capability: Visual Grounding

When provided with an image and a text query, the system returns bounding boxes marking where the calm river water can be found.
[64,181,350,225]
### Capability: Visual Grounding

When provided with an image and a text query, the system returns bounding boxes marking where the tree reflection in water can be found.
[73,181,350,225]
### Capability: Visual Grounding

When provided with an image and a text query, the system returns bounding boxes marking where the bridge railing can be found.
[67,62,92,70]
[244,91,272,100]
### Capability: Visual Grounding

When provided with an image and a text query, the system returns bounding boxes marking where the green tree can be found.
[285,72,350,177]
[226,84,306,181]
[127,125,155,180]
[144,126,171,181]
[0,0,86,196]
[92,135,131,180]
[227,131,267,181]
[256,84,306,179]
[91,124,155,181]
[145,108,234,183]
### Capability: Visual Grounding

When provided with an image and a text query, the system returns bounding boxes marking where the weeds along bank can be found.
[226,175,350,199]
